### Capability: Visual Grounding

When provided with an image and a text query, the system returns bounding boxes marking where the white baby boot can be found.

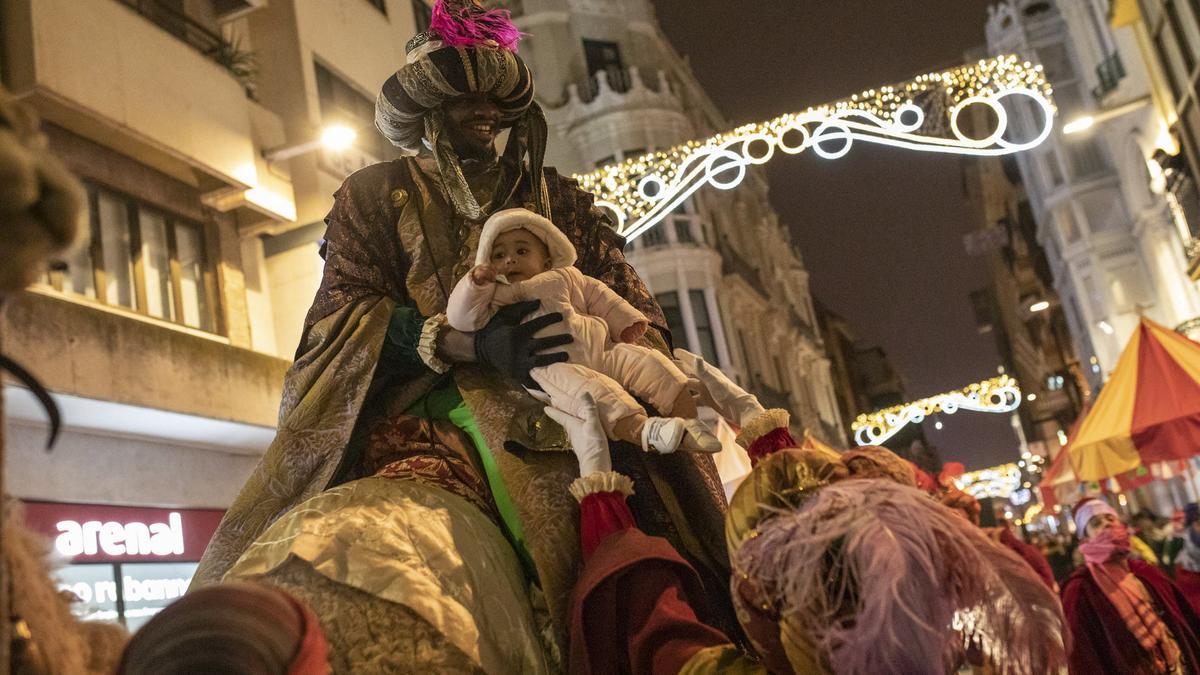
[674,348,765,428]
[641,417,722,454]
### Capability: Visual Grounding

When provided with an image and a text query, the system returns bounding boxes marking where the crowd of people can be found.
[1024,506,1200,590]
[6,1,1200,673]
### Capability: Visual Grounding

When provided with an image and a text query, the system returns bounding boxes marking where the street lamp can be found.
[263,124,358,162]
[1062,116,1095,135]
[1061,95,1153,137]
[320,125,357,151]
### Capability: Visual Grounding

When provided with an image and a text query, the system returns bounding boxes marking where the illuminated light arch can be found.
[574,55,1055,241]
[851,375,1022,446]
[956,463,1023,500]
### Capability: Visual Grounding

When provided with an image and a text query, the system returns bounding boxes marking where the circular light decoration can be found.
[575,55,1055,241]
[851,375,1021,446]
[956,463,1023,500]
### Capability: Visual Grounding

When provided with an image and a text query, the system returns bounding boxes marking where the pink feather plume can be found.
[734,479,1068,675]
[430,0,523,51]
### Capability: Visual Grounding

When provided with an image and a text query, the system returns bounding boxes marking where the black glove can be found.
[474,300,572,387]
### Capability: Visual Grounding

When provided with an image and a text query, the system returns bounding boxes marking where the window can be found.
[1041,149,1065,188]
[96,191,135,308]
[314,61,391,163]
[139,210,174,319]
[366,0,387,16]
[411,0,431,31]
[689,289,720,365]
[673,217,695,243]
[655,292,687,347]
[47,183,216,332]
[1066,138,1109,180]
[641,224,668,248]
[583,39,628,91]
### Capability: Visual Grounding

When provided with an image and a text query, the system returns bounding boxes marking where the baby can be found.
[447,208,720,454]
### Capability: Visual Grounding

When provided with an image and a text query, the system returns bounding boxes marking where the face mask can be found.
[1080,522,1131,564]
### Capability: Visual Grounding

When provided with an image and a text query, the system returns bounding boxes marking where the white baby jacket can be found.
[446,266,689,433]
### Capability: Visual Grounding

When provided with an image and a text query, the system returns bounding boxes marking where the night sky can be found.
[655,0,1021,469]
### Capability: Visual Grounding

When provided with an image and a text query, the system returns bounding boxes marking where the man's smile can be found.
[464,119,496,139]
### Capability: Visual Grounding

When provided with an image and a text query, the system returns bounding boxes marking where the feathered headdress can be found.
[429,0,523,51]
[734,479,1069,675]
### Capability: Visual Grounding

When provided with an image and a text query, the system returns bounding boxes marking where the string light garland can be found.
[851,375,1022,446]
[573,55,1055,240]
[956,463,1023,500]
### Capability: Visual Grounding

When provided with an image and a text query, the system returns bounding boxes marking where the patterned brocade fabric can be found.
[225,478,554,674]
[265,558,484,674]
[365,412,500,523]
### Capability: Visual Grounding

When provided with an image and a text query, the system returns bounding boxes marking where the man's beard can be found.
[447,130,498,161]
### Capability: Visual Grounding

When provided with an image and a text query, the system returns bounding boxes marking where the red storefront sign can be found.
[20,501,224,563]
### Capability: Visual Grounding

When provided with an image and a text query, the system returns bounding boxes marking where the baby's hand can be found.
[470,264,498,285]
[619,321,647,344]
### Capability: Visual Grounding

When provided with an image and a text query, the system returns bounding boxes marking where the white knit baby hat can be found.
[475,207,578,268]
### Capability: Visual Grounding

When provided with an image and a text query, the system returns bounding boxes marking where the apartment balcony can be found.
[560,66,681,121]
[2,0,295,224]
[1,291,289,429]
[1092,51,1126,101]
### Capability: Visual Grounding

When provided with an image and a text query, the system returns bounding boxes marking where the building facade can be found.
[815,301,911,443]
[961,135,1087,462]
[0,0,426,624]
[509,0,846,444]
[986,0,1200,390]
[1115,0,1200,288]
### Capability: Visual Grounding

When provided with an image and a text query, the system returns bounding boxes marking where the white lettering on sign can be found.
[122,576,190,602]
[55,513,185,558]
[65,580,119,605]
[58,577,189,605]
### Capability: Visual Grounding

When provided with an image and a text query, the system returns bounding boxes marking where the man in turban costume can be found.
[193,2,734,671]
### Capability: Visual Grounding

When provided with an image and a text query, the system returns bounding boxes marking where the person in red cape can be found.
[1063,497,1200,674]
